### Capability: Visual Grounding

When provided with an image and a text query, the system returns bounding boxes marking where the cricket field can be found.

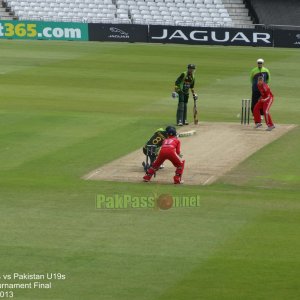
[0,40,299,299]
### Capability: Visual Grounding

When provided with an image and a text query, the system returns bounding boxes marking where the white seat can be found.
[131,12,142,17]
[140,10,150,15]
[107,4,115,10]
[117,8,127,14]
[59,3,67,8]
[163,15,173,21]
[166,2,176,8]
[118,13,128,18]
[83,8,90,13]
[151,10,161,16]
[118,4,128,10]
[213,17,223,23]
[87,12,97,18]
[161,11,170,16]
[220,12,230,18]
[211,12,220,17]
[219,8,228,14]
[179,7,188,12]
[143,14,153,20]
[191,11,200,17]
[176,3,185,8]
[223,17,232,22]
[201,12,210,17]
[181,11,190,17]
[196,3,206,9]
[171,11,180,16]
[209,8,218,13]
[139,5,148,10]
[131,9,140,14]
[206,4,215,9]
[149,6,159,12]
[88,3,97,9]
[182,16,191,21]
[203,16,213,22]
[168,7,177,13]
[159,6,168,12]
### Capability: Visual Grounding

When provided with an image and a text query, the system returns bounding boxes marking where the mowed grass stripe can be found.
[0,111,138,172]
[158,199,300,300]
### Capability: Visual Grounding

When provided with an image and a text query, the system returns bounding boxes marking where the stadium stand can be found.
[2,0,254,28]
[0,0,14,19]
[245,0,300,28]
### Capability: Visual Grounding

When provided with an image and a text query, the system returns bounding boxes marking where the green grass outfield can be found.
[0,40,299,300]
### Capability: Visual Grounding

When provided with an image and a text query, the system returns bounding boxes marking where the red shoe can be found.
[143,174,152,182]
[173,175,183,184]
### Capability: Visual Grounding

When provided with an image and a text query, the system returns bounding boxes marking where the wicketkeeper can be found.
[253,75,275,131]
[143,127,185,184]
[172,64,198,126]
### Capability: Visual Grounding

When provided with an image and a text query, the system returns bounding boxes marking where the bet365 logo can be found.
[0,22,37,38]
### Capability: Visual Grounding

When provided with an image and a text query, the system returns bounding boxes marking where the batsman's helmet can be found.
[166,126,177,136]
[187,64,196,69]
[165,125,175,132]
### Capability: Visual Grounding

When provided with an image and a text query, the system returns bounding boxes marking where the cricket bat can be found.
[193,99,198,125]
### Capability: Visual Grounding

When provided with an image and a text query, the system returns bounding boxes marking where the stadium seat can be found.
[6,0,252,27]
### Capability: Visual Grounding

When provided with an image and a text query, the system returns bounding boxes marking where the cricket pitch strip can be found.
[83,122,296,185]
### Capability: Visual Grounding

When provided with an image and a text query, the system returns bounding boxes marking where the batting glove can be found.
[175,85,180,92]
[193,93,198,101]
[172,92,178,99]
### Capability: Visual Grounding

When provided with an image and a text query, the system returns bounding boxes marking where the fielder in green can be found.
[172,64,198,126]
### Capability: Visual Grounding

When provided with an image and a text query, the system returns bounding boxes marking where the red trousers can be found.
[152,148,182,169]
[253,97,274,127]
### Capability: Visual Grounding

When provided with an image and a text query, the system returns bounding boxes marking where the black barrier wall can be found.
[88,23,148,43]
[148,25,273,47]
[273,29,300,48]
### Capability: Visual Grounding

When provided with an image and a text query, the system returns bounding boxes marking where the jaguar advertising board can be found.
[88,23,148,42]
[148,25,273,47]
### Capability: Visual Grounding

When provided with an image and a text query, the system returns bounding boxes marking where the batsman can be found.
[142,126,175,171]
[172,64,198,126]
[143,127,185,184]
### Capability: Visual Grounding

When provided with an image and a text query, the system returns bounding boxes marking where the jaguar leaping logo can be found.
[109,27,129,36]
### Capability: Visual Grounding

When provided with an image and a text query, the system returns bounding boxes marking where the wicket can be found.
[241,99,251,125]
